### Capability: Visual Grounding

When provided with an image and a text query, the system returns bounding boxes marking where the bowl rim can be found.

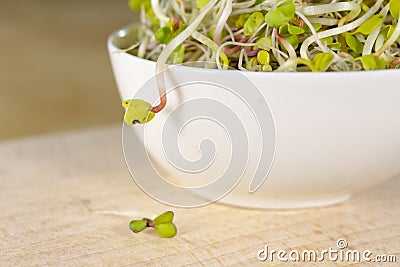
[108,25,400,78]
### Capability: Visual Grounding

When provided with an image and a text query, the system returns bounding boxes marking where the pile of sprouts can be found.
[121,0,399,114]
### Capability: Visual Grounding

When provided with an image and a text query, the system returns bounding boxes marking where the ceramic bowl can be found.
[108,26,400,209]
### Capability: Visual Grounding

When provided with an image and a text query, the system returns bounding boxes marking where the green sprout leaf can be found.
[129,220,148,233]
[321,37,333,46]
[235,14,248,29]
[312,53,334,72]
[243,12,264,36]
[265,0,295,28]
[345,34,363,54]
[128,211,177,238]
[390,0,400,18]
[355,14,384,35]
[254,37,271,50]
[262,64,273,71]
[196,0,211,9]
[360,55,386,70]
[155,26,173,44]
[278,24,289,35]
[383,25,396,40]
[304,23,322,33]
[153,211,174,224]
[122,99,155,125]
[288,24,305,35]
[278,34,298,50]
[321,37,341,49]
[257,50,270,65]
[154,223,177,238]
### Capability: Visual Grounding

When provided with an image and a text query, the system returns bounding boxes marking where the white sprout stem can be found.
[185,39,210,58]
[270,29,285,65]
[214,0,232,44]
[299,2,360,18]
[231,5,266,16]
[249,22,267,43]
[224,23,235,42]
[275,59,297,72]
[274,29,297,71]
[375,14,400,57]
[299,0,385,60]
[152,0,218,113]
[375,33,385,52]
[215,41,287,69]
[146,44,163,59]
[214,0,226,20]
[216,42,259,69]
[137,36,149,58]
[296,11,329,55]
[189,1,199,24]
[275,29,297,59]
[192,30,219,57]
[151,0,170,25]
[140,4,146,24]
[233,0,256,9]
[363,4,390,56]
[113,43,139,54]
[94,210,155,219]
[169,0,188,23]
[308,17,339,26]
[238,48,245,70]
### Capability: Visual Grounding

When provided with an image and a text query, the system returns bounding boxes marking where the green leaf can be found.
[196,0,210,9]
[312,53,334,72]
[154,223,177,238]
[285,34,299,49]
[360,55,386,70]
[278,0,296,17]
[129,220,147,233]
[265,11,291,28]
[243,12,264,36]
[254,36,271,50]
[265,0,295,28]
[123,99,155,125]
[390,0,400,18]
[128,0,149,11]
[257,50,270,65]
[345,35,363,54]
[321,37,333,46]
[322,36,341,49]
[355,14,384,35]
[153,211,174,225]
[383,25,396,40]
[235,14,247,29]
[155,27,173,44]
[262,64,273,71]
[304,23,322,33]
[278,24,289,35]
[288,24,305,35]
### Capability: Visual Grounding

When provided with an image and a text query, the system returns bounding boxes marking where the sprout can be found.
[120,0,400,121]
[129,211,177,238]
[264,0,295,29]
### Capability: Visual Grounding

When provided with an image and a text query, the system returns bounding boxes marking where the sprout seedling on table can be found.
[129,211,177,238]
[121,0,400,122]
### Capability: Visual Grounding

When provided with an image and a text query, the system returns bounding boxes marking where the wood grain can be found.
[0,125,399,266]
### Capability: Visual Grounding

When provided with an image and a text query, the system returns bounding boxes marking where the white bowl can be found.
[108,26,400,209]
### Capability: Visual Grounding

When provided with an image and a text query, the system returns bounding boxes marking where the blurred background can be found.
[0,0,138,140]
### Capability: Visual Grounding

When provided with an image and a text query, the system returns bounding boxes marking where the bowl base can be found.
[213,194,352,209]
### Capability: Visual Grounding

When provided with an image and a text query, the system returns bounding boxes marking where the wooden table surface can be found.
[1,125,399,266]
